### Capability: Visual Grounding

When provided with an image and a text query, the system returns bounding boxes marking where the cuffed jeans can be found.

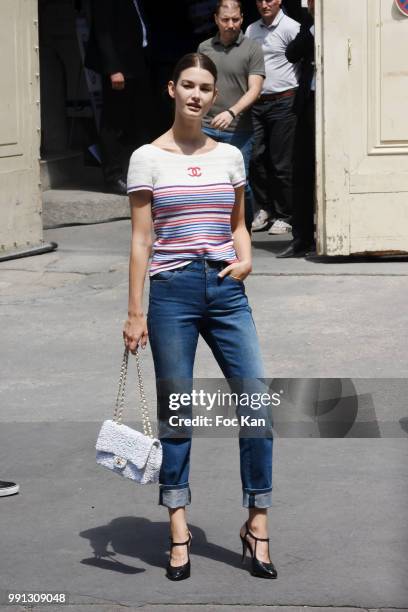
[202,127,255,231]
[147,259,273,509]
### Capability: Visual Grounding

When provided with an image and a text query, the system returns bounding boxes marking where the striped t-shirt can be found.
[126,143,246,276]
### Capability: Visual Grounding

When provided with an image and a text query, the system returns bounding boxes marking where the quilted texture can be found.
[95,419,162,484]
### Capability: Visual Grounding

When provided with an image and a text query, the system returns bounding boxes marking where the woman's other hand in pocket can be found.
[217,260,252,282]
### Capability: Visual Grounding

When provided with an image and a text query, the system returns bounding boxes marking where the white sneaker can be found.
[0,480,19,497]
[268,219,292,235]
[251,209,271,232]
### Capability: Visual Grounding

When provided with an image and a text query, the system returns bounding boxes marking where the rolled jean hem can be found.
[159,485,191,508]
[242,489,272,508]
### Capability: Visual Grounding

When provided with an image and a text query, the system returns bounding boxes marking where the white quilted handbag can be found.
[96,348,162,484]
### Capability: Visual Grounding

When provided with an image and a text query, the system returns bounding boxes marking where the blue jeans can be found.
[202,127,254,231]
[147,259,273,509]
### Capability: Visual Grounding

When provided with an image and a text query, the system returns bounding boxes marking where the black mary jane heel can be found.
[240,521,277,579]
[166,530,192,581]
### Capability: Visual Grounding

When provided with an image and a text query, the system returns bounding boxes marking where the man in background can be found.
[199,0,265,230]
[246,0,300,235]
[277,0,315,257]
[85,0,152,195]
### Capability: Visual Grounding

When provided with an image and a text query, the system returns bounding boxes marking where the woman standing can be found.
[123,53,276,581]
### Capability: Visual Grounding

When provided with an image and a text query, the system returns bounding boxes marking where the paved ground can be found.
[1,219,408,611]
[2,607,406,612]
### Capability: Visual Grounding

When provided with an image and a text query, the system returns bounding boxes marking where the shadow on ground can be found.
[80,517,245,574]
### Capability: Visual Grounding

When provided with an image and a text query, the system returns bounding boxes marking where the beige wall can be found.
[0,0,43,256]
[316,0,408,255]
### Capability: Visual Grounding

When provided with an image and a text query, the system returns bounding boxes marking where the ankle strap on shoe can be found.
[170,539,190,547]
[170,532,192,548]
[245,521,270,542]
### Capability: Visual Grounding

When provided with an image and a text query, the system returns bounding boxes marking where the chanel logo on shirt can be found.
[188,167,202,177]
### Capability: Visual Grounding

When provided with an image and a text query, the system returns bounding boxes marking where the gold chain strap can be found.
[112,347,154,438]
[113,348,128,424]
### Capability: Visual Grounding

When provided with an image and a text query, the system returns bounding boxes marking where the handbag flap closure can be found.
[96,419,160,469]
[113,455,127,469]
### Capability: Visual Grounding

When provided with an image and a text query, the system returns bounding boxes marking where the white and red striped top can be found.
[127,143,246,276]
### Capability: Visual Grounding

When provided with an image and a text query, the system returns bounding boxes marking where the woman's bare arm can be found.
[218,185,252,281]
[123,190,153,352]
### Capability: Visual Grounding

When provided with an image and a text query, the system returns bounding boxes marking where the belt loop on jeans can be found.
[257,88,297,103]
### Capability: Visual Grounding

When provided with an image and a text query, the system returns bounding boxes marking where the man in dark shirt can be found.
[282,0,304,22]
[85,0,152,194]
[277,0,315,257]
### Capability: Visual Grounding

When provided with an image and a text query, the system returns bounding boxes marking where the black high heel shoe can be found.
[166,530,192,581]
[240,522,277,579]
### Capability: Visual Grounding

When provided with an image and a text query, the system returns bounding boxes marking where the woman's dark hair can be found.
[172,53,218,85]
[215,0,243,14]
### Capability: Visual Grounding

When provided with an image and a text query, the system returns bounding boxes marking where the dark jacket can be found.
[282,0,304,23]
[85,0,148,77]
[285,18,315,115]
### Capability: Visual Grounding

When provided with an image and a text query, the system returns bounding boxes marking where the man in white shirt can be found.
[246,0,300,235]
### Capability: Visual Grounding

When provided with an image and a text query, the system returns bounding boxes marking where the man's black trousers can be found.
[291,94,315,247]
[250,95,297,224]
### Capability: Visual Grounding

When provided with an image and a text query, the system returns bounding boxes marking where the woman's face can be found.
[168,66,217,120]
